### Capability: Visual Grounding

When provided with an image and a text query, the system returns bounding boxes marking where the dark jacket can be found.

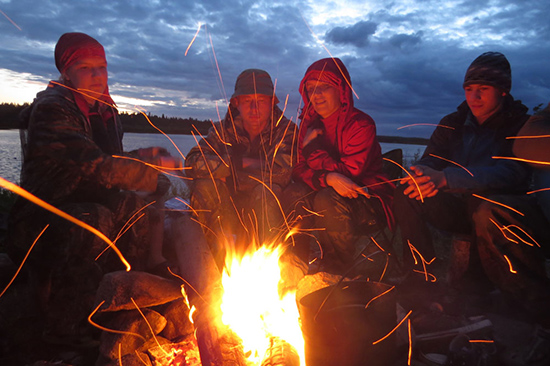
[418,95,530,194]
[513,102,550,222]
[185,104,297,192]
[513,102,550,164]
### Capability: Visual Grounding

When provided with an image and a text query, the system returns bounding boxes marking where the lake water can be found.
[0,129,425,184]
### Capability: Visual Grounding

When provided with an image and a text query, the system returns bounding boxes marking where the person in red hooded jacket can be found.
[286,57,394,275]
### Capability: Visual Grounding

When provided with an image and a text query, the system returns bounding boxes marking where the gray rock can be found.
[99,309,167,360]
[94,270,183,312]
[158,299,195,341]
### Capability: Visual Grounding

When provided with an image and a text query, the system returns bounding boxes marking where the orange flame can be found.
[220,245,305,365]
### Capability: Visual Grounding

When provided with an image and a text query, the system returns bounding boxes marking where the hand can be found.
[158,156,183,169]
[326,172,362,198]
[400,165,447,200]
[138,146,170,158]
[242,157,262,170]
[303,128,323,147]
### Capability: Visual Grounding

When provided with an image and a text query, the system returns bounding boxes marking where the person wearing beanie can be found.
[284,57,395,277]
[393,51,530,283]
[7,32,183,345]
[185,69,298,268]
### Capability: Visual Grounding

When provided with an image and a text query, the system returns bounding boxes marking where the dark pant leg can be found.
[41,202,115,337]
[474,195,550,326]
[313,187,385,273]
[189,178,237,264]
[240,183,285,245]
[394,185,471,271]
[280,182,317,264]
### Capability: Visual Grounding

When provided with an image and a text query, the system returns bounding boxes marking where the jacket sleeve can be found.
[27,101,159,194]
[513,103,550,165]
[416,112,459,170]
[443,160,529,193]
[185,124,234,180]
[293,115,379,190]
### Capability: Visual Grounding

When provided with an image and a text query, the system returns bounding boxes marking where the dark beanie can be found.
[54,32,106,74]
[463,52,511,92]
[230,69,279,104]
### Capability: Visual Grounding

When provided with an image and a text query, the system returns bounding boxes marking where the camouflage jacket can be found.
[16,82,160,209]
[185,104,297,192]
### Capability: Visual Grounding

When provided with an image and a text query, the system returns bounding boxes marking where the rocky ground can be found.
[0,204,542,366]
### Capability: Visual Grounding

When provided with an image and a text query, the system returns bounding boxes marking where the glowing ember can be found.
[220,245,305,365]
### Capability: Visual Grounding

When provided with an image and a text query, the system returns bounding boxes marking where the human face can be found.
[234,94,273,140]
[464,84,506,124]
[63,57,108,105]
[305,80,341,118]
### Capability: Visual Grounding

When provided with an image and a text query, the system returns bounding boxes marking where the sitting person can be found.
[285,57,394,276]
[473,103,550,366]
[185,69,297,268]
[394,51,530,278]
[7,32,182,342]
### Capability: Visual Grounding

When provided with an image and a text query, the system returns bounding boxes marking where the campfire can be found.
[219,244,305,365]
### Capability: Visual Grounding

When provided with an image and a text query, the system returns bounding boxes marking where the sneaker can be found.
[446,333,496,366]
[502,325,550,366]
[415,314,493,342]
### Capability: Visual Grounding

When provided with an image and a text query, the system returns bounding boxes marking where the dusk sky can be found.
[1,0,549,138]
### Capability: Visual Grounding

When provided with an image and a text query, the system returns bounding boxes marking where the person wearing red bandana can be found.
[7,32,182,344]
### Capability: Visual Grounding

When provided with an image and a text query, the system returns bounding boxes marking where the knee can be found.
[393,184,410,207]
[250,183,282,201]
[313,187,340,213]
[281,182,312,210]
[191,178,224,195]
[190,179,228,205]
[472,202,494,228]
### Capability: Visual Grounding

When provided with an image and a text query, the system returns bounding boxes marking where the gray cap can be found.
[231,69,279,104]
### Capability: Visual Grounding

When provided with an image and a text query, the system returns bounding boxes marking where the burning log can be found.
[195,319,248,366]
[260,337,300,366]
[147,337,201,366]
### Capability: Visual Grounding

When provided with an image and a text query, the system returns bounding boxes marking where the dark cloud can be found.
[389,31,423,49]
[0,0,549,137]
[325,20,378,48]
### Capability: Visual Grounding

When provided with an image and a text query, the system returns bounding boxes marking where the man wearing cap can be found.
[7,32,182,342]
[185,69,297,266]
[394,51,530,279]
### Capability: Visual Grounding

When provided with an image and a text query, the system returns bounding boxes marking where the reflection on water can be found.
[0,130,22,184]
[0,130,425,185]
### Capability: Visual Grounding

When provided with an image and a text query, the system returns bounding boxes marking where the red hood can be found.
[299,57,354,125]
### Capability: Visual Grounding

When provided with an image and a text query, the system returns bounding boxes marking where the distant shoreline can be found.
[377,135,428,145]
[0,127,428,146]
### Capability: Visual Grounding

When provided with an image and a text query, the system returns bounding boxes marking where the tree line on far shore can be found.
[0,103,212,135]
[0,102,429,145]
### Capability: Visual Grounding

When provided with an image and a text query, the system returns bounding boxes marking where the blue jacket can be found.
[418,95,530,194]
